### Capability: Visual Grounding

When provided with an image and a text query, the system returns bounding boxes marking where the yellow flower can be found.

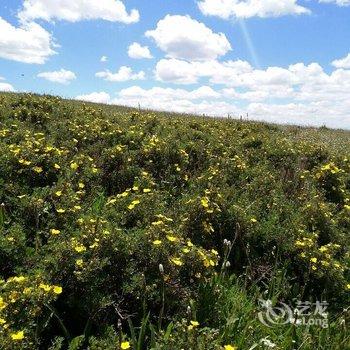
[0,318,6,325]
[23,287,32,294]
[70,162,79,170]
[33,166,43,173]
[310,257,318,263]
[39,283,51,292]
[132,186,139,191]
[75,245,86,253]
[346,284,350,290]
[53,286,62,295]
[166,235,178,242]
[12,276,26,283]
[143,188,151,193]
[56,208,66,213]
[76,259,84,267]
[89,242,99,249]
[10,331,24,341]
[54,163,61,170]
[55,191,62,197]
[152,220,163,226]
[107,198,117,205]
[153,240,162,245]
[224,345,237,350]
[78,182,85,189]
[188,320,200,330]
[201,197,209,208]
[250,218,257,223]
[0,297,7,310]
[170,258,183,266]
[121,341,131,349]
[127,200,140,210]
[50,229,61,235]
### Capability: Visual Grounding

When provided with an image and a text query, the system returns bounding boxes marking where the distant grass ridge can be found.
[0,93,349,349]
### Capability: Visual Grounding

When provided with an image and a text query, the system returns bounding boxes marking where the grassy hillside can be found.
[0,93,349,349]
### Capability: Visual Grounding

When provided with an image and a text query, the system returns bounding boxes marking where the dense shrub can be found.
[0,93,349,349]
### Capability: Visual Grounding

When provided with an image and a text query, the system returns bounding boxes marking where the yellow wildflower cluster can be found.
[0,274,62,344]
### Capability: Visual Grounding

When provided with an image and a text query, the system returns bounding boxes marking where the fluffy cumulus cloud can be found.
[0,17,56,64]
[197,0,310,19]
[145,15,232,61]
[119,85,220,101]
[0,77,15,92]
[154,58,253,85]
[114,87,240,116]
[77,80,350,128]
[76,56,350,127]
[120,56,350,128]
[96,66,145,82]
[332,53,350,68]
[100,56,108,62]
[128,42,153,59]
[18,0,139,24]
[76,92,111,104]
[37,69,76,84]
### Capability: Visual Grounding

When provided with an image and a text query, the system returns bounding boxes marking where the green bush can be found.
[0,93,349,349]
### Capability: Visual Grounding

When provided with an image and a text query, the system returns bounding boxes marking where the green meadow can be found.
[0,93,349,349]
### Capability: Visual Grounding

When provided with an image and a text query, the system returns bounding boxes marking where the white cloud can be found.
[18,0,139,24]
[96,66,145,82]
[0,77,15,92]
[73,59,350,128]
[332,53,350,69]
[113,84,350,128]
[76,92,111,104]
[37,69,76,84]
[0,76,15,92]
[155,58,257,85]
[0,17,56,64]
[119,85,220,101]
[197,0,310,19]
[145,15,231,61]
[319,0,350,6]
[154,58,332,96]
[0,82,15,92]
[100,56,108,62]
[113,89,240,116]
[128,42,153,59]
[155,59,200,84]
[246,101,350,128]
[146,56,350,128]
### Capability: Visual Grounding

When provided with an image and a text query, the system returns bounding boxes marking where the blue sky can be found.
[0,0,350,128]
